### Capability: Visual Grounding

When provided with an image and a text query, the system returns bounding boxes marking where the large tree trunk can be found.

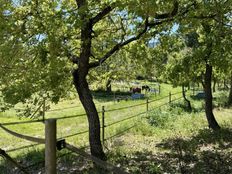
[204,63,220,130]
[182,85,192,111]
[227,75,232,106]
[73,70,106,160]
[73,0,106,160]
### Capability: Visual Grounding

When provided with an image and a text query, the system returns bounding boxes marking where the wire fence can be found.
[0,90,184,173]
[105,111,147,127]
[1,119,44,126]
[1,91,183,147]
[59,129,89,139]
[105,123,138,141]
[105,101,147,113]
[6,143,42,153]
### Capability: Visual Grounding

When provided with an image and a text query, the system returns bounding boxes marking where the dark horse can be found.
[130,87,142,93]
[142,85,150,92]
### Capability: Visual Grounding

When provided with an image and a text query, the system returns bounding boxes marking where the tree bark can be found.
[73,70,106,160]
[73,0,106,160]
[227,75,232,106]
[182,85,192,111]
[204,63,220,130]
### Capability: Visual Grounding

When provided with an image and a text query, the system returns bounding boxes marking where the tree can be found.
[177,0,231,130]
[151,0,231,129]
[1,0,184,160]
[165,46,193,111]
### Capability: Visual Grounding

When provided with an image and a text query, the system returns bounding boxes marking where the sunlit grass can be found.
[1,83,232,173]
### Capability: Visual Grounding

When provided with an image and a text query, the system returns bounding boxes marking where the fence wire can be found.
[55,113,86,120]
[105,101,147,113]
[6,143,42,153]
[105,124,137,141]
[1,119,43,126]
[59,129,89,139]
[106,111,146,127]
[0,90,183,157]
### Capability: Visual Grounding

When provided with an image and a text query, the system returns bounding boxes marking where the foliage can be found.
[0,0,181,111]
[1,88,232,173]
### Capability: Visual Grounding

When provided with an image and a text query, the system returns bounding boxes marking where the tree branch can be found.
[89,18,150,68]
[91,5,114,24]
[89,1,181,69]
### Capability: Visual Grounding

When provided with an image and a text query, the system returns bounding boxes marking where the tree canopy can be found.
[1,0,231,159]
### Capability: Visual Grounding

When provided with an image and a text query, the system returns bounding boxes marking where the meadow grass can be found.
[0,83,232,173]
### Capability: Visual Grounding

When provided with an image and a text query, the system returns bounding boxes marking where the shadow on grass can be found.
[2,128,232,174]
[107,128,232,174]
[0,148,117,174]
[154,128,232,174]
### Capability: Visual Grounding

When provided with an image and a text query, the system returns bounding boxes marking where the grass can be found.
[0,83,232,173]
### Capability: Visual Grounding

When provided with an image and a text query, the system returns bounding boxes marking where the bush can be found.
[146,108,174,128]
[146,102,191,128]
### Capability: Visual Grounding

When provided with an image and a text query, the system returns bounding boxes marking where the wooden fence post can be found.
[169,92,172,103]
[102,106,105,146]
[45,119,57,174]
[146,98,149,112]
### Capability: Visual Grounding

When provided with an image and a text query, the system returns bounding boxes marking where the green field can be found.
[0,83,232,174]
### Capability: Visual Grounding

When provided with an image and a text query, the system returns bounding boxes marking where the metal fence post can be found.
[159,84,161,94]
[45,119,57,174]
[169,92,172,103]
[102,106,105,146]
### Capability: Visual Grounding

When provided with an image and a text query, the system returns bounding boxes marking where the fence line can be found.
[105,101,147,113]
[0,90,182,126]
[0,92,184,173]
[148,102,170,111]
[59,129,89,139]
[6,143,41,153]
[0,124,45,144]
[1,119,43,126]
[148,97,182,111]
[170,96,183,103]
[149,94,170,103]
[47,105,83,112]
[57,97,177,141]
[106,111,147,127]
[0,90,183,153]
[105,124,137,141]
[55,113,87,120]
[105,91,182,113]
